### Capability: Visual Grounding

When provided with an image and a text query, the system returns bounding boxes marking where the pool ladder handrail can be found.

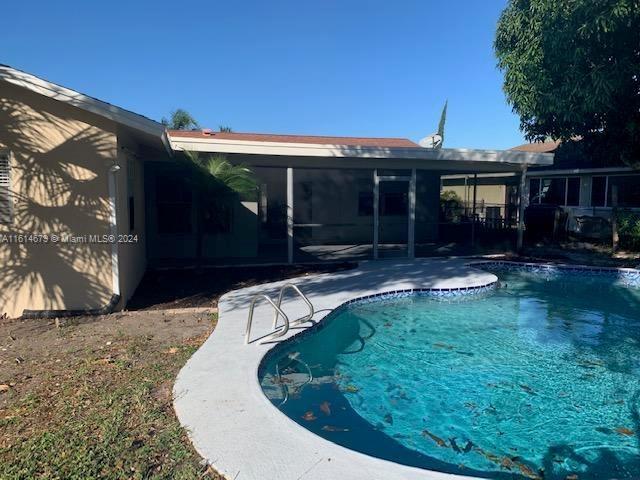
[245,283,314,345]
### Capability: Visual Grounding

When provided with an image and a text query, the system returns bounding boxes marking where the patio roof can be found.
[168,130,554,173]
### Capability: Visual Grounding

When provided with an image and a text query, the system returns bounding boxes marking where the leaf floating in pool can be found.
[519,384,536,395]
[450,437,461,453]
[321,425,349,432]
[421,429,448,448]
[615,426,634,436]
[343,384,359,393]
[302,411,316,421]
[433,342,455,350]
[320,401,331,416]
[384,413,393,425]
[383,322,392,328]
[517,463,542,479]
[595,426,613,435]
[566,474,578,480]
[500,457,515,470]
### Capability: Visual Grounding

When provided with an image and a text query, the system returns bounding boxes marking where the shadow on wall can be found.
[0,93,115,317]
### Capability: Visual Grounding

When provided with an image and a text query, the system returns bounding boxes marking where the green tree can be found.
[219,125,233,133]
[161,109,200,130]
[183,151,257,263]
[495,0,640,165]
[162,109,257,262]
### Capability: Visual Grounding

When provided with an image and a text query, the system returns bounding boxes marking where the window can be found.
[607,175,640,208]
[566,177,580,206]
[540,178,566,205]
[358,191,373,216]
[156,174,192,234]
[591,176,606,207]
[529,177,580,206]
[0,152,12,225]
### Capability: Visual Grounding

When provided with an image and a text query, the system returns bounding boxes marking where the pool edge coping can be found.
[173,258,640,480]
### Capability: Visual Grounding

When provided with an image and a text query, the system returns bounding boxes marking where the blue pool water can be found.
[259,269,640,479]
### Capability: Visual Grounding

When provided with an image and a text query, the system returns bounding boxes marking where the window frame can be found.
[528,176,580,207]
[602,173,640,209]
[0,150,13,225]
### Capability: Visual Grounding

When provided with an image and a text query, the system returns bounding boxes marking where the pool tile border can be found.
[471,260,640,287]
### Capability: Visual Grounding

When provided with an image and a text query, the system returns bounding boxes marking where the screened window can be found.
[607,175,640,207]
[381,192,408,216]
[156,174,192,234]
[566,177,580,206]
[358,191,374,216]
[591,176,607,207]
[0,152,12,225]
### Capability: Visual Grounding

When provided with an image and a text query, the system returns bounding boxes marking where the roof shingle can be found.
[168,130,419,148]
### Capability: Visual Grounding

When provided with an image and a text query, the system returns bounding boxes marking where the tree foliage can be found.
[161,109,200,130]
[495,0,640,165]
[183,151,257,199]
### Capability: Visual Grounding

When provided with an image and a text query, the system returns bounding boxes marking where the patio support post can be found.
[373,169,379,259]
[517,166,528,251]
[408,168,416,258]
[471,173,478,248]
[287,167,293,264]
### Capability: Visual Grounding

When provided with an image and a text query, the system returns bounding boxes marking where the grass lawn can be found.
[0,310,224,480]
[0,264,354,479]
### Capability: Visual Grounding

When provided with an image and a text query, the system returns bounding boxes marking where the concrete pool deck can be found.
[173,258,498,480]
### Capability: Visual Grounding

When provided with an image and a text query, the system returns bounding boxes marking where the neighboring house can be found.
[443,141,639,239]
[0,65,554,318]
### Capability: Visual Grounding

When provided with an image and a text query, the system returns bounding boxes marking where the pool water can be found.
[259,270,640,479]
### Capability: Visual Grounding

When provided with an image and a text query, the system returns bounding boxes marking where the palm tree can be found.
[161,109,256,262]
[161,109,200,130]
[183,150,257,263]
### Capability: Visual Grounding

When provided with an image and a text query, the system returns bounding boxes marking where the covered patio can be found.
[156,131,554,265]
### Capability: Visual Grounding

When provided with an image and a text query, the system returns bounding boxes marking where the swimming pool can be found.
[259,266,640,479]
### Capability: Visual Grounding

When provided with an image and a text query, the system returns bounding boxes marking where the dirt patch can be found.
[127,262,356,311]
[0,310,224,479]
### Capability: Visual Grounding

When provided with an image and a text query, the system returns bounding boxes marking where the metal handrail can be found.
[273,283,314,329]
[245,294,290,345]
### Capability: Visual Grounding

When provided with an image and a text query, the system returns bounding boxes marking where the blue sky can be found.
[1,0,525,149]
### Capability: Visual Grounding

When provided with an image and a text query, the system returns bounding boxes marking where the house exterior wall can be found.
[114,132,150,305]
[0,82,118,318]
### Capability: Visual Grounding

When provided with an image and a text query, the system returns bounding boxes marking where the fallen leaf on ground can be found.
[0,384,10,393]
[302,411,316,421]
[167,347,179,354]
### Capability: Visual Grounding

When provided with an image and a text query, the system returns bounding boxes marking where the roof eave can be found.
[0,65,172,156]
[168,136,555,167]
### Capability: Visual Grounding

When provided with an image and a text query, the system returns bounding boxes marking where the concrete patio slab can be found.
[173,258,497,480]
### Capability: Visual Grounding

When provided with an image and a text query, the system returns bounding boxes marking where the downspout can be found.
[22,162,122,319]
[108,162,121,299]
